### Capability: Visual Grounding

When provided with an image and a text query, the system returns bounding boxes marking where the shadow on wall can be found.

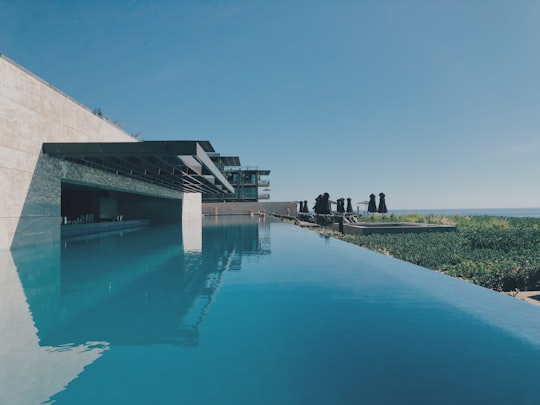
[11,153,62,249]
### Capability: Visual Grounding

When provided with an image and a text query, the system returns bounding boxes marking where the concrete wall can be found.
[0,55,201,249]
[182,193,202,220]
[202,201,297,216]
[0,55,136,249]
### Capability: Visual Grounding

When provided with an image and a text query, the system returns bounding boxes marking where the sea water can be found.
[2,216,540,404]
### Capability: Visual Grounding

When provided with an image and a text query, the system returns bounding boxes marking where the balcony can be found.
[258,193,270,200]
[258,180,270,188]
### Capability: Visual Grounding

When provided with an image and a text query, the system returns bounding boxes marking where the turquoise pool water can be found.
[2,216,540,404]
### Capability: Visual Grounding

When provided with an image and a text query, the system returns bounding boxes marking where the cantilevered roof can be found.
[43,141,234,194]
[207,153,241,168]
[192,140,215,153]
[218,156,242,167]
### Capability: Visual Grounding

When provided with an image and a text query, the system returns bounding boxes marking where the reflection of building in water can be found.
[3,216,271,402]
[182,215,202,253]
[11,217,270,348]
[0,248,108,405]
[256,219,272,258]
[202,216,271,271]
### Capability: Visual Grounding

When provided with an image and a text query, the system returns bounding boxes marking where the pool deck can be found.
[271,214,457,234]
[333,221,456,235]
[511,291,540,306]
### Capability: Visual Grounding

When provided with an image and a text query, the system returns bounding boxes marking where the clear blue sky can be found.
[2,0,539,209]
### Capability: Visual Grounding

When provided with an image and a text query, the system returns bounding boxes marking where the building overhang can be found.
[207,153,242,169]
[42,141,235,194]
[218,156,242,167]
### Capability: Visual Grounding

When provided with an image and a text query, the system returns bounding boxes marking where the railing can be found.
[228,180,257,186]
[258,180,270,187]
[258,193,270,200]
[223,166,259,172]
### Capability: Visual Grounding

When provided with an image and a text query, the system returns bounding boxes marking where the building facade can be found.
[0,55,232,250]
[204,154,271,202]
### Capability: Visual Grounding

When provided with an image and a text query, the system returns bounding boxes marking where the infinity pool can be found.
[2,216,540,404]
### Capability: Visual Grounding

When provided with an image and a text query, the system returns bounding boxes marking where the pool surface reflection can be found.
[1,216,540,404]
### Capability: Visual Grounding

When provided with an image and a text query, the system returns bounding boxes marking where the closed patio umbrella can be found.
[313,195,322,214]
[346,198,353,213]
[336,198,345,213]
[378,193,388,214]
[322,193,331,215]
[368,194,377,213]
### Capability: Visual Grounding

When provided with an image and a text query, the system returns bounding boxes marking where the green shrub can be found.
[328,215,540,292]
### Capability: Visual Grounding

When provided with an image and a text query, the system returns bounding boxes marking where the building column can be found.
[182,193,202,221]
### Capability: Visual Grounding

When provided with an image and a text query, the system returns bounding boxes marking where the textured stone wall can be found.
[59,158,183,199]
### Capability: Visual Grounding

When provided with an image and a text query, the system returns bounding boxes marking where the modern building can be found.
[0,54,235,250]
[204,154,271,202]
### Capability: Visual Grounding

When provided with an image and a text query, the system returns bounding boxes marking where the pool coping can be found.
[333,221,457,235]
[511,291,540,306]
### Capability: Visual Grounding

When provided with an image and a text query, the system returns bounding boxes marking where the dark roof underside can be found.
[218,156,242,167]
[43,141,234,194]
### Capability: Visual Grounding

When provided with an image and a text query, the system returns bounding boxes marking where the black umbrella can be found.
[321,193,331,215]
[368,194,377,213]
[313,194,322,214]
[337,198,345,213]
[346,198,353,213]
[302,200,309,213]
[377,193,388,214]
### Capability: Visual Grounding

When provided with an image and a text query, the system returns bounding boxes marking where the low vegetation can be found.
[318,214,540,292]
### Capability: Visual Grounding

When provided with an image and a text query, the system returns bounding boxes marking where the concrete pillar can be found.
[182,193,202,221]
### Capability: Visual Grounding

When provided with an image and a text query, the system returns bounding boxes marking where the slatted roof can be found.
[42,141,235,194]
[207,153,241,168]
[217,156,242,167]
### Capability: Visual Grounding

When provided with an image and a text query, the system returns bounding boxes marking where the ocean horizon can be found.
[389,207,540,218]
